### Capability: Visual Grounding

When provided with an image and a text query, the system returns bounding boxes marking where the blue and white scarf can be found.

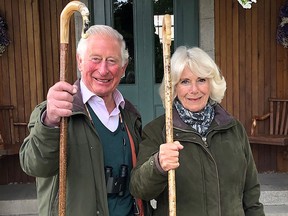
[174,98,215,136]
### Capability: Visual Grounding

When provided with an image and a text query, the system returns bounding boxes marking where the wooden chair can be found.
[0,105,27,156]
[248,98,288,146]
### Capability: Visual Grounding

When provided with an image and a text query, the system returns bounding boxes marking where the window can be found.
[153,0,174,83]
[113,0,135,84]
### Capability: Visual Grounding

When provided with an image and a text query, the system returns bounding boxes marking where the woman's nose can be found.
[189,83,199,94]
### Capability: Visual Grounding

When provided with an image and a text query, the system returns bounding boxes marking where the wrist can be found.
[41,111,60,128]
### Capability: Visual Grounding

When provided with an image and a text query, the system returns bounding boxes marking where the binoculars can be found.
[105,164,128,197]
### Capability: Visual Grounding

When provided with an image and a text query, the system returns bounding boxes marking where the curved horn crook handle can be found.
[162,14,176,216]
[60,1,89,81]
[59,2,89,216]
[60,1,90,44]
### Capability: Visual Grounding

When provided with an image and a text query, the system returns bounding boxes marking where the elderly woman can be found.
[130,46,264,216]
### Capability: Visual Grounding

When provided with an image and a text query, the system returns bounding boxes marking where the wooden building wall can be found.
[215,0,288,172]
[0,0,77,184]
[0,0,288,184]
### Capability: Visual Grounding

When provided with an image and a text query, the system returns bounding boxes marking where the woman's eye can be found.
[198,78,207,83]
[180,79,190,85]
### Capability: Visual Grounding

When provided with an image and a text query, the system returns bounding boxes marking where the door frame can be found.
[89,0,199,126]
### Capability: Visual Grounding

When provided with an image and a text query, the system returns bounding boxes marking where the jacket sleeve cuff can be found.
[153,152,167,176]
[41,110,60,128]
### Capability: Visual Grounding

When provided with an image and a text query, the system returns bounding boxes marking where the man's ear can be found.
[121,62,128,76]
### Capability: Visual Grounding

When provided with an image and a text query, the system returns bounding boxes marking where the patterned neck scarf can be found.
[174,98,215,136]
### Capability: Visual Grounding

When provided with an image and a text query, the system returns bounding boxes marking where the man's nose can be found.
[98,61,109,76]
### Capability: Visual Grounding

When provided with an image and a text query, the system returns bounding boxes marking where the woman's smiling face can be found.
[175,66,211,112]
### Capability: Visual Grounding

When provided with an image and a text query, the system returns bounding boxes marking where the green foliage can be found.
[154,0,173,15]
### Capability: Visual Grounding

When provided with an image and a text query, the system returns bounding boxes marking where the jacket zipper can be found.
[199,133,221,215]
[201,136,208,148]
[174,127,222,215]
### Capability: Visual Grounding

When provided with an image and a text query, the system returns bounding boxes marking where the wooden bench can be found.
[248,98,288,147]
[0,105,27,156]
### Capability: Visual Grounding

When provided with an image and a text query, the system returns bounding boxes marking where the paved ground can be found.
[259,173,288,216]
[0,173,287,215]
[259,172,288,191]
[0,183,36,201]
[0,183,37,216]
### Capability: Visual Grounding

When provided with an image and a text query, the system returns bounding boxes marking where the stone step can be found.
[0,200,38,216]
[0,183,38,216]
[0,173,287,215]
[258,173,288,216]
[264,205,288,216]
[260,190,288,206]
[259,173,288,205]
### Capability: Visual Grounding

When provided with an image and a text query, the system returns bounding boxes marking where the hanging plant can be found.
[0,15,10,56]
[277,1,288,48]
[238,0,257,9]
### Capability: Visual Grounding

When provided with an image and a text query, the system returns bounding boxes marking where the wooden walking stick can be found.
[59,1,89,216]
[162,14,176,216]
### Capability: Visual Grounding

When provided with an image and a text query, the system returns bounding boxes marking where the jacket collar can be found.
[172,103,235,130]
[71,79,141,122]
[72,79,86,113]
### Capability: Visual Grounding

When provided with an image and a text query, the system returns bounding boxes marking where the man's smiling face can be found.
[77,34,127,99]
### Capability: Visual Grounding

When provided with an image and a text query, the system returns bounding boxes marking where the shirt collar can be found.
[80,79,125,109]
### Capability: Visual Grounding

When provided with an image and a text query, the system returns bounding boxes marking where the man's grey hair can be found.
[77,25,129,66]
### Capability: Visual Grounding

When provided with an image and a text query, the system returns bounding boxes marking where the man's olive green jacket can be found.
[19,79,142,216]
